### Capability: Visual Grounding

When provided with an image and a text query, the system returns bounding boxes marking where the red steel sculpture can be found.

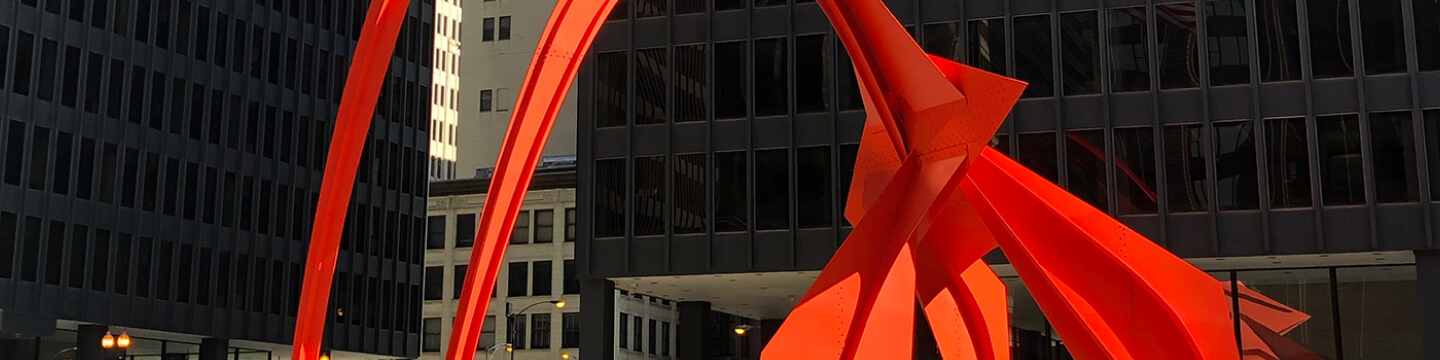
[297,0,1241,359]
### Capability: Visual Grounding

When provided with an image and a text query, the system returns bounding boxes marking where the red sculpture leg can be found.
[963,148,1238,360]
[444,1,621,359]
[914,193,1008,360]
[292,1,411,359]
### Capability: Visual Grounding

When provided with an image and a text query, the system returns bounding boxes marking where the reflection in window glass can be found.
[1235,269,1338,358]
[1370,111,1418,203]
[1266,118,1313,208]
[836,47,864,111]
[991,134,1012,157]
[1212,120,1259,210]
[838,144,859,227]
[609,0,629,20]
[921,22,961,61]
[715,41,748,119]
[511,210,530,244]
[594,159,626,237]
[636,0,665,18]
[596,51,628,128]
[796,34,831,114]
[715,0,743,11]
[1256,0,1302,81]
[634,156,666,236]
[1359,0,1406,75]
[1308,0,1355,78]
[1206,0,1251,86]
[675,45,707,122]
[1336,266,1422,359]
[1426,110,1440,200]
[1013,15,1054,98]
[1065,130,1109,212]
[676,0,705,14]
[1155,4,1199,89]
[11,31,34,95]
[1316,114,1364,205]
[1109,7,1150,92]
[1017,132,1059,183]
[968,18,1006,76]
[714,151,748,232]
[635,48,667,125]
[755,0,783,7]
[1062,11,1102,95]
[674,154,707,234]
[755,149,789,230]
[1164,124,1207,213]
[754,38,788,117]
[797,146,833,229]
[1416,0,1440,71]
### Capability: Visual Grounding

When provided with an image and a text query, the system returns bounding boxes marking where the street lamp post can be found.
[483,342,513,360]
[505,300,566,360]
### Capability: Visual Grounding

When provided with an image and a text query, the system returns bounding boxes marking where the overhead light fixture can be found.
[553,300,567,309]
[733,324,752,336]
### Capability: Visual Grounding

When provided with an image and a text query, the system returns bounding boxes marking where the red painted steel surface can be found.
[443,1,621,359]
[292,1,410,359]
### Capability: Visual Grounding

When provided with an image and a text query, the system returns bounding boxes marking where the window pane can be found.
[12,32,34,95]
[1426,110,1440,200]
[29,127,50,191]
[565,208,577,241]
[563,259,579,295]
[1336,266,1421,359]
[1235,269,1337,358]
[676,0,704,14]
[1013,15,1054,98]
[1359,0,1406,75]
[838,144,859,226]
[1213,120,1260,210]
[836,46,864,110]
[0,213,13,279]
[511,210,530,244]
[533,261,552,296]
[482,17,494,41]
[1065,130,1109,212]
[797,146,833,228]
[1017,132,1059,183]
[535,210,554,243]
[921,22,961,61]
[1307,0,1355,78]
[498,16,511,40]
[456,214,476,247]
[1416,0,1440,71]
[714,151,748,232]
[1206,0,1251,86]
[796,34,831,113]
[1109,7,1150,92]
[1156,4,1199,89]
[1061,11,1101,95]
[754,38,788,117]
[674,44,707,122]
[563,313,582,348]
[755,149,789,230]
[595,159,626,237]
[531,313,551,348]
[716,0,743,11]
[1265,117,1313,208]
[636,0,664,18]
[508,262,527,297]
[635,48,667,125]
[424,266,442,300]
[1164,123,1207,213]
[715,41,748,119]
[1317,114,1365,205]
[968,18,1006,75]
[427,216,445,249]
[38,39,57,101]
[1370,111,1418,203]
[674,154,706,234]
[596,51,628,128]
[634,156,665,236]
[423,318,442,352]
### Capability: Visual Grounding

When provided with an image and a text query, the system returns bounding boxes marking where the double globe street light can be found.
[506,299,566,360]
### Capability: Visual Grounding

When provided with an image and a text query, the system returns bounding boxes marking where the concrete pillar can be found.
[198,338,229,360]
[1418,251,1440,360]
[74,324,108,360]
[676,301,712,360]
[758,319,783,350]
[579,279,615,360]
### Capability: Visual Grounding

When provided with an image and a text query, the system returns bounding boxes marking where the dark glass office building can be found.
[0,0,432,358]
[577,0,1440,359]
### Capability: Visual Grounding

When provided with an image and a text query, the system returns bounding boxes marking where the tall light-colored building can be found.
[457,0,579,176]
[430,0,462,179]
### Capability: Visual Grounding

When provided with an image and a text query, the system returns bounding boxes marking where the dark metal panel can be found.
[1118,215,1164,242]
[635,19,671,48]
[753,119,791,149]
[835,112,866,144]
[1364,76,1414,112]
[1056,97,1102,128]
[753,8,790,39]
[793,229,835,270]
[711,233,751,273]
[592,239,630,278]
[633,126,670,156]
[918,0,961,22]
[1159,90,1204,123]
[1420,73,1440,108]
[712,120,751,151]
[1322,206,1372,252]
[670,235,710,274]
[964,0,1004,19]
[674,15,709,44]
[794,5,830,34]
[1376,203,1427,250]
[713,11,750,42]
[1011,0,1051,16]
[595,128,632,158]
[1269,209,1320,254]
[1208,86,1254,121]
[1216,211,1265,256]
[794,115,834,147]
[752,231,793,271]
[884,0,917,23]
[1109,93,1155,126]
[1312,79,1362,115]
[596,22,633,51]
[1257,83,1308,118]
[673,123,709,153]
[1416,251,1440,360]
[629,236,670,275]
[1166,213,1215,257]
[1013,99,1056,130]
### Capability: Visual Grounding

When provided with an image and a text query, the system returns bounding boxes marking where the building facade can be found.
[456,0,578,176]
[576,0,1440,359]
[430,0,461,180]
[0,0,433,358]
